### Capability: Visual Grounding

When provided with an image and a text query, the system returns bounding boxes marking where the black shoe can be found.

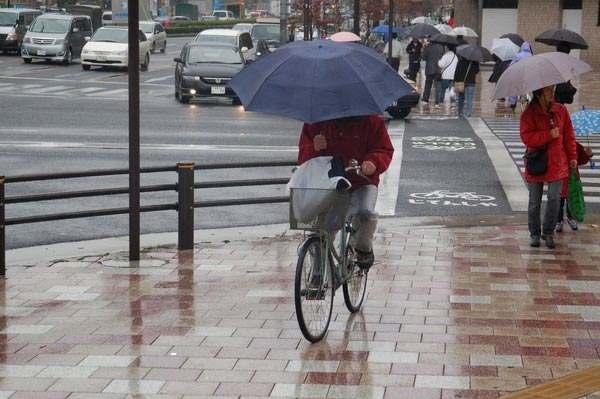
[356,249,374,270]
[530,236,541,248]
[542,235,556,249]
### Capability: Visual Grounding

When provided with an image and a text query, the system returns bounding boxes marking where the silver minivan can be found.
[21,13,93,64]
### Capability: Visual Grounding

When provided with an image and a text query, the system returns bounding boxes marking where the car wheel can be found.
[161,41,166,53]
[63,48,72,65]
[82,64,91,71]
[180,95,190,104]
[386,105,411,119]
[23,58,32,64]
[141,53,149,71]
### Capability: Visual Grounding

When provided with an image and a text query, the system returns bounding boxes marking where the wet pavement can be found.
[2,216,600,398]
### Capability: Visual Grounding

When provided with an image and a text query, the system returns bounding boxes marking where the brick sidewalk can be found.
[1,218,600,398]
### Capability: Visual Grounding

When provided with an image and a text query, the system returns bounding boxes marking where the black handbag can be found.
[524,147,547,176]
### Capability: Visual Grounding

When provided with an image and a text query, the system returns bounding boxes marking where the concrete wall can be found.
[563,8,582,59]
[517,0,562,54]
[581,0,600,69]
[454,0,479,31]
[481,8,518,51]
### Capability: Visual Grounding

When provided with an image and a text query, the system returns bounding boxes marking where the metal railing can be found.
[0,160,295,276]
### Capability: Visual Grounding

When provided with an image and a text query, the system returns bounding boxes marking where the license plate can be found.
[211,86,226,95]
[37,50,46,56]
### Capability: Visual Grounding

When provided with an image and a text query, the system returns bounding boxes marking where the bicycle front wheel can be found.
[342,245,368,313]
[294,236,335,343]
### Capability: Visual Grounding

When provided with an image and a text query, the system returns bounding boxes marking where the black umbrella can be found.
[430,33,458,46]
[535,28,589,50]
[456,44,493,62]
[500,33,524,47]
[406,23,440,39]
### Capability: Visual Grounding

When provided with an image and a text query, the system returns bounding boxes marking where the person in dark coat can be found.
[488,54,511,84]
[421,39,445,105]
[453,57,479,117]
[554,45,577,104]
[405,37,422,81]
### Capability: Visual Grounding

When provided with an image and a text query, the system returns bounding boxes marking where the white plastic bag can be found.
[288,156,351,223]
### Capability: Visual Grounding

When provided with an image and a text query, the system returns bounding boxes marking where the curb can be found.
[5,214,535,266]
[6,223,291,266]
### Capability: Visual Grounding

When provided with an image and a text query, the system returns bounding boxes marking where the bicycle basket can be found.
[289,188,350,231]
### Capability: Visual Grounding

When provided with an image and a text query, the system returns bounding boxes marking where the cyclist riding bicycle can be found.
[298,115,394,269]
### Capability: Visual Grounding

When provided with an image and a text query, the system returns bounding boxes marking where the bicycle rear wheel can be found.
[342,245,368,313]
[294,236,335,343]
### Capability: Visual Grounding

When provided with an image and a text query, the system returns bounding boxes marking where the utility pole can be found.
[388,0,393,64]
[128,0,140,262]
[352,0,359,35]
[303,0,310,40]
[280,0,288,45]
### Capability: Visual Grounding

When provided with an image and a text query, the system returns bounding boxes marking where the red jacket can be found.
[520,102,577,183]
[298,116,394,187]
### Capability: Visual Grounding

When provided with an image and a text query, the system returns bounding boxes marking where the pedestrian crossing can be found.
[0,80,171,99]
[484,118,600,205]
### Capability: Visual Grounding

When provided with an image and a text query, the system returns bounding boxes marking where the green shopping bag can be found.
[568,169,585,223]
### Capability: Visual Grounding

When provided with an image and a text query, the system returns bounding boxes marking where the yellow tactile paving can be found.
[500,367,600,399]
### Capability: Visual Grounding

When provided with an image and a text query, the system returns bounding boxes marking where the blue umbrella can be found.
[371,25,406,41]
[228,40,413,123]
[571,109,600,136]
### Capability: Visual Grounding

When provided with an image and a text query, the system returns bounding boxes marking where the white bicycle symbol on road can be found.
[408,190,498,207]
[409,190,496,201]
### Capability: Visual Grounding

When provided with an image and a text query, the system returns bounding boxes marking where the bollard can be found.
[177,163,194,250]
[0,176,4,276]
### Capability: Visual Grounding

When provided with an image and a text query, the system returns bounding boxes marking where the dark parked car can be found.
[0,8,42,54]
[174,43,246,104]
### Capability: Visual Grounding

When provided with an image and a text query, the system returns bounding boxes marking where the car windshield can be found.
[195,34,236,46]
[0,11,17,26]
[187,46,241,64]
[91,28,128,43]
[140,23,154,34]
[233,24,251,33]
[252,25,280,41]
[29,17,70,33]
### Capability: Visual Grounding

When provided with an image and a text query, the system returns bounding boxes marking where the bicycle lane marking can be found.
[395,117,513,217]
[375,120,404,216]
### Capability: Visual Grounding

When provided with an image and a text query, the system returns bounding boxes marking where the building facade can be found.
[454,0,599,68]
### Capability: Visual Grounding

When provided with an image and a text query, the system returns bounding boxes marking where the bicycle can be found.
[289,160,370,342]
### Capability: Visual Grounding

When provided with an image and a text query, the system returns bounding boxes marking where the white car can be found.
[81,27,152,71]
[140,21,166,53]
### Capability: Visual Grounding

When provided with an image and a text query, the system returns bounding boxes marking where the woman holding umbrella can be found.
[520,86,577,248]
[492,51,591,248]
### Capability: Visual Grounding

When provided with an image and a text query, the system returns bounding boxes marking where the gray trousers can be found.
[528,180,562,237]
[347,185,378,253]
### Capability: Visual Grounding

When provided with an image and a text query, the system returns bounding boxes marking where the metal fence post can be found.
[177,163,194,250]
[0,176,5,276]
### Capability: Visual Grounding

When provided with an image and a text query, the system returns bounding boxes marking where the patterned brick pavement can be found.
[1,218,600,398]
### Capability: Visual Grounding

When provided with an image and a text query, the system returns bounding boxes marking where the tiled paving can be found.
[2,218,600,398]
